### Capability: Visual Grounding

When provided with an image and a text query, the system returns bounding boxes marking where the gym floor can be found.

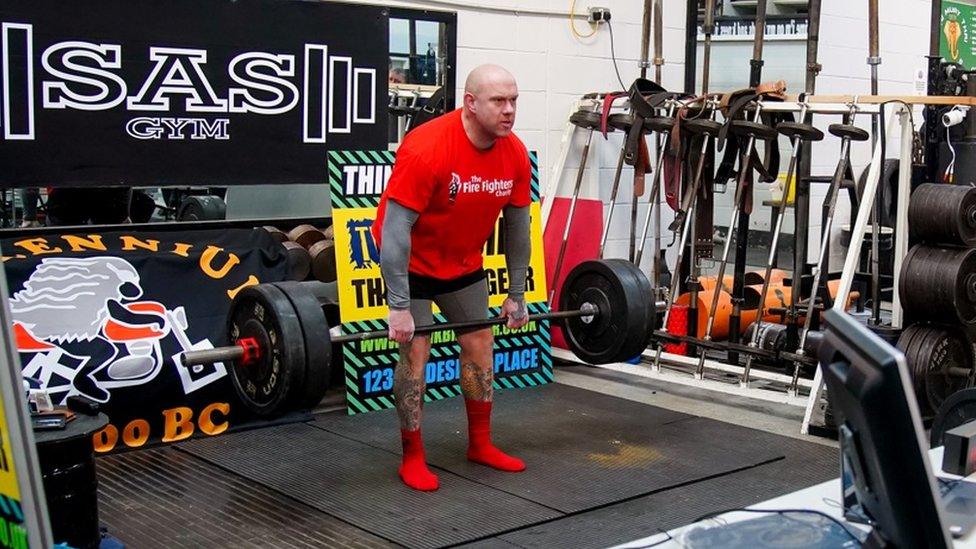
[95,363,836,549]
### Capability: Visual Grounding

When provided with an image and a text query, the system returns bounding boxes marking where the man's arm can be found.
[381,199,419,311]
[501,204,531,327]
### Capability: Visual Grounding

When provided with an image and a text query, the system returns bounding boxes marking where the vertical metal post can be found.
[892,109,913,328]
[868,0,883,324]
[654,1,664,84]
[631,1,654,265]
[702,0,715,95]
[794,0,822,337]
[729,0,768,363]
[652,0,665,295]
[641,0,652,80]
[684,0,698,95]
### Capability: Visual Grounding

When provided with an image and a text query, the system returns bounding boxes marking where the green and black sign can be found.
[328,150,553,414]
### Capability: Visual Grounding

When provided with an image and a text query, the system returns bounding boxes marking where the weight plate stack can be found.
[896,323,974,417]
[227,284,307,417]
[899,244,976,327]
[272,281,333,410]
[909,183,976,247]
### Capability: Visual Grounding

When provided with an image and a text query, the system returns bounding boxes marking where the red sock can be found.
[399,429,439,491]
[465,400,525,472]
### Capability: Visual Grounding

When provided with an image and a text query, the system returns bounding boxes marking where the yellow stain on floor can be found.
[587,442,663,468]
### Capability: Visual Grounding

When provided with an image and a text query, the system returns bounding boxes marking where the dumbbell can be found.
[288,224,336,282]
[179,259,659,417]
[259,226,310,281]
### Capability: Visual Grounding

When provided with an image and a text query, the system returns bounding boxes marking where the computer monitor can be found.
[819,310,952,549]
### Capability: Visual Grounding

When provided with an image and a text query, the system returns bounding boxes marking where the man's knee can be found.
[399,336,431,373]
[458,328,493,356]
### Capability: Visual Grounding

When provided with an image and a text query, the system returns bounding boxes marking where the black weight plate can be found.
[900,245,976,326]
[682,118,723,137]
[930,388,976,447]
[227,284,306,417]
[897,324,972,417]
[607,113,634,132]
[603,259,655,361]
[569,110,602,130]
[730,120,777,141]
[828,124,870,142]
[857,159,899,229]
[644,117,675,133]
[896,322,930,405]
[177,195,226,221]
[559,259,653,364]
[282,242,311,281]
[776,122,824,142]
[909,183,976,247]
[272,281,333,410]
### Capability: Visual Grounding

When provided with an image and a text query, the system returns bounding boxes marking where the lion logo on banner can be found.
[11,256,226,403]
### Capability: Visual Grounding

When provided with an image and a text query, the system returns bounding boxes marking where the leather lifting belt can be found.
[663,94,712,211]
[624,78,671,167]
[714,80,790,214]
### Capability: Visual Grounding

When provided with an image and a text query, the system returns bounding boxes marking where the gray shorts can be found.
[409,276,489,336]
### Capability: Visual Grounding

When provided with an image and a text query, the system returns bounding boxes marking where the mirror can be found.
[388,8,457,145]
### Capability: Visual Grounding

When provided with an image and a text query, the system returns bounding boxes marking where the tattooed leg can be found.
[393,335,439,490]
[458,327,525,472]
[458,328,494,402]
[393,336,430,431]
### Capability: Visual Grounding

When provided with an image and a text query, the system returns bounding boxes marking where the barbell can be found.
[179,259,658,417]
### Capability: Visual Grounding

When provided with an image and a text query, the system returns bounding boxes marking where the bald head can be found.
[464,64,517,96]
[461,64,518,147]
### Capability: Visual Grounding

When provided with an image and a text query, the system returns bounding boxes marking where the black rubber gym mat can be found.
[490,447,838,548]
[179,422,560,549]
[97,446,395,549]
[311,384,789,513]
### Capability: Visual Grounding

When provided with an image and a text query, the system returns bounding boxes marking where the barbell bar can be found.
[180,304,601,367]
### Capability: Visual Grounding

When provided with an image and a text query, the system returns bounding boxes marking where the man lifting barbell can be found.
[371,64,532,491]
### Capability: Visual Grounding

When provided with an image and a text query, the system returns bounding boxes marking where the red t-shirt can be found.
[372,109,531,279]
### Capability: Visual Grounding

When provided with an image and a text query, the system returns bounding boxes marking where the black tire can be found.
[177,195,226,221]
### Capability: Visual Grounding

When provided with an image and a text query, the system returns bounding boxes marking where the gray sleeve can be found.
[380,200,419,310]
[502,205,531,300]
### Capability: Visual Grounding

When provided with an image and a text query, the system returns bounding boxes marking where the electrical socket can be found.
[588,7,611,24]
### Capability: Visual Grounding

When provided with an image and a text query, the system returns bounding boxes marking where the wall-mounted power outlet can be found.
[588,7,611,24]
